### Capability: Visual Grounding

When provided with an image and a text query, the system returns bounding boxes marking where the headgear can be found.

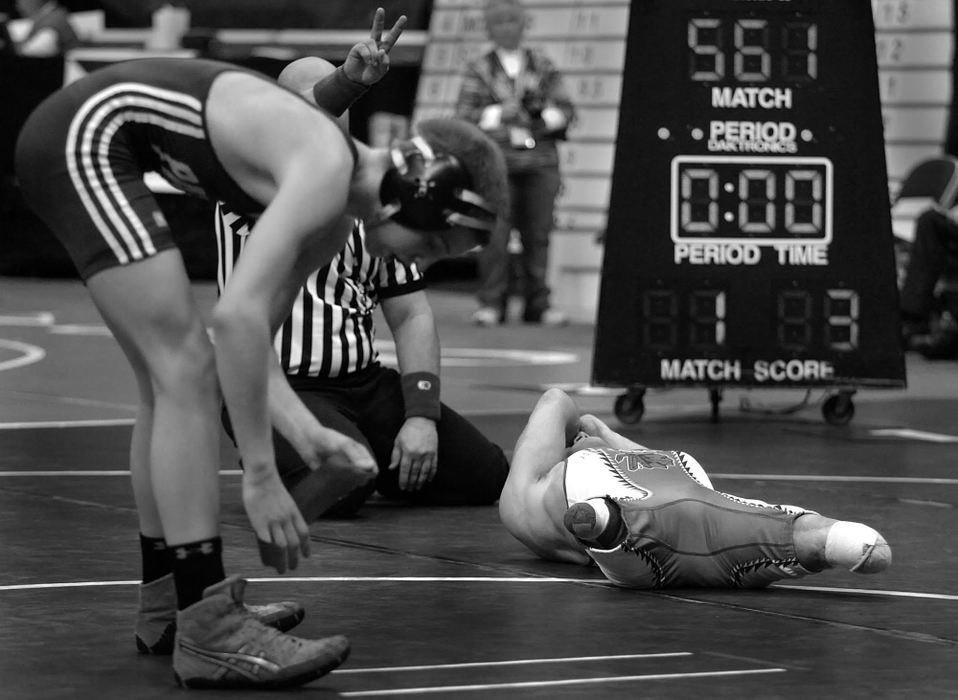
[379,136,497,241]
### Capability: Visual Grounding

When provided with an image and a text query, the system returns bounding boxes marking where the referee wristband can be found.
[312,67,369,117]
[401,372,441,421]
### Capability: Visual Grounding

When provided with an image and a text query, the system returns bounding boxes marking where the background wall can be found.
[415,0,957,322]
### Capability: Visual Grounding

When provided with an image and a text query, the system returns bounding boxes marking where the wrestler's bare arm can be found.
[577,413,649,451]
[500,389,591,564]
[204,73,357,555]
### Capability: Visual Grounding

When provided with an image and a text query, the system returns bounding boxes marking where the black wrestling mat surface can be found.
[1,279,956,698]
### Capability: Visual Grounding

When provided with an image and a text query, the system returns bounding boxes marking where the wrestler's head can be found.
[365,118,509,268]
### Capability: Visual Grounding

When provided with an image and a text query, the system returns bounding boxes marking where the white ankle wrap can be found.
[824,521,892,573]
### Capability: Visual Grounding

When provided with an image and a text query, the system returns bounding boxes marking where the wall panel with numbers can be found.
[416,0,955,322]
[873,0,955,193]
[873,0,955,243]
[414,0,630,321]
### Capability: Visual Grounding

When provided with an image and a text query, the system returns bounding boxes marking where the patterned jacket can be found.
[455,46,576,173]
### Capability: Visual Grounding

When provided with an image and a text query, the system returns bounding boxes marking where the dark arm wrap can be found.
[401,371,441,421]
[312,66,370,117]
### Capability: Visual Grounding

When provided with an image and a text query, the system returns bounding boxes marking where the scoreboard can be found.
[592,0,906,419]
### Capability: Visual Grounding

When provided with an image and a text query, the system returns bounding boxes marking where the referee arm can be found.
[381,289,441,491]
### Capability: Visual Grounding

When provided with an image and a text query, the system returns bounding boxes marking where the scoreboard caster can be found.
[614,387,646,424]
[822,389,856,426]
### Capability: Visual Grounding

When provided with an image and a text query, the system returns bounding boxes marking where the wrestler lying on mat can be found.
[499,389,891,588]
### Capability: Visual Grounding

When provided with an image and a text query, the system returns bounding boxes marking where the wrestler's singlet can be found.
[14,58,354,279]
[564,447,812,589]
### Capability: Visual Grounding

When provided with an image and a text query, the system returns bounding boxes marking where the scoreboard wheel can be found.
[614,388,646,424]
[822,391,855,426]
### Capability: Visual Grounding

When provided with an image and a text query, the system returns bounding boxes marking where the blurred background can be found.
[1,0,955,323]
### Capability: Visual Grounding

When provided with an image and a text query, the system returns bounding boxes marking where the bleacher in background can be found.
[874,0,957,241]
[1,0,955,293]
[415,0,957,322]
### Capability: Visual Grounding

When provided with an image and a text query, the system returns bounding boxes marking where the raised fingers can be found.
[369,7,385,42]
[379,14,408,53]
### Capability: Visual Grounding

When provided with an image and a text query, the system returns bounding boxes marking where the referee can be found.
[216,204,510,520]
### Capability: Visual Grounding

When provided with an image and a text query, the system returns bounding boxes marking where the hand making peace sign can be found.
[342,7,408,86]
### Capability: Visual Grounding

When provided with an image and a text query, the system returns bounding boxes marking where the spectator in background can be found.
[455,0,576,327]
[900,207,958,359]
[9,0,79,55]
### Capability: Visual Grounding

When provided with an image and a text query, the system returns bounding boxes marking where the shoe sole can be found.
[174,643,350,689]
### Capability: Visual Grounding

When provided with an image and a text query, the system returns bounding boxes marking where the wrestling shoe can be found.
[173,575,349,689]
[824,522,892,574]
[135,573,305,655]
[563,497,627,549]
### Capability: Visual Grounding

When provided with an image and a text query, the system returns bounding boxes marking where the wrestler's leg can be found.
[87,251,222,548]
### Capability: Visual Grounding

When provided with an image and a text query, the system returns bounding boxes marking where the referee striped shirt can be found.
[214,203,425,378]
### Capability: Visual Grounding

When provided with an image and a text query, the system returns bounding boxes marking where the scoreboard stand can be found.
[593,0,906,426]
[611,385,857,426]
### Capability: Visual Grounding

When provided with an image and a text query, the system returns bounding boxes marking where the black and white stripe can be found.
[215,203,423,377]
[65,82,204,265]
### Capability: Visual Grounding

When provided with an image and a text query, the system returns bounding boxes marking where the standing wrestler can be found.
[500,389,891,588]
[14,10,509,691]
[215,56,510,522]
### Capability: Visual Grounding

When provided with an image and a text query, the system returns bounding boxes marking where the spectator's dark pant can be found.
[900,209,958,317]
[476,165,561,315]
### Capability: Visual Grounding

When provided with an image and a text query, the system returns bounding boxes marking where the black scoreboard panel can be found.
[592,0,906,390]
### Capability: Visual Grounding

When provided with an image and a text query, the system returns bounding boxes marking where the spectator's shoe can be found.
[135,573,306,655]
[913,327,958,359]
[523,307,569,327]
[173,575,349,689]
[824,522,892,574]
[563,498,627,550]
[471,306,502,327]
[900,313,930,349]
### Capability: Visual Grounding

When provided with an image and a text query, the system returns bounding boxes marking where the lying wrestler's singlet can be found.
[564,447,812,589]
[14,58,355,279]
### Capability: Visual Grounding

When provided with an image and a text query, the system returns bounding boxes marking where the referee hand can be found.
[390,417,438,491]
[343,7,407,86]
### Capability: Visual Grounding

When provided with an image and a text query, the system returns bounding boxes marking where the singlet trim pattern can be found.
[730,556,802,587]
[621,541,665,589]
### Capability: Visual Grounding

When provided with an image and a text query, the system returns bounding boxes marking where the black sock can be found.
[139,534,173,584]
[170,537,226,609]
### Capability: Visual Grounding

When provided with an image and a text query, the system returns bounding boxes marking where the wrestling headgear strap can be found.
[379,136,497,239]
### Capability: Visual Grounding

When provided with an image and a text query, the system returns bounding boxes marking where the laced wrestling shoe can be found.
[173,575,349,689]
[563,497,627,549]
[824,522,892,574]
[135,573,305,655]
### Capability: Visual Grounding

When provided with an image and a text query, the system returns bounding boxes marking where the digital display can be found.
[639,283,859,353]
[687,16,819,83]
[671,156,832,244]
[593,0,905,391]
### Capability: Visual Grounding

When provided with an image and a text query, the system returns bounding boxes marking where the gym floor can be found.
[0,277,956,699]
